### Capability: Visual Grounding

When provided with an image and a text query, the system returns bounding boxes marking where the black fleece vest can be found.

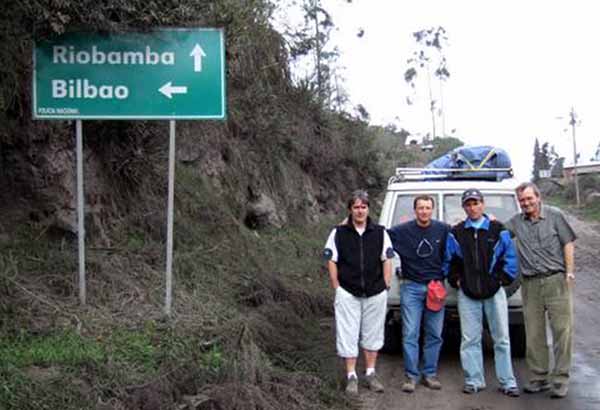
[335,221,386,297]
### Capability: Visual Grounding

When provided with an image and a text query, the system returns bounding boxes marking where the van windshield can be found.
[443,194,518,225]
[390,194,438,226]
[390,193,518,227]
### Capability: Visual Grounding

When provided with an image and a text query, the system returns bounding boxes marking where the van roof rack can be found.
[388,167,514,184]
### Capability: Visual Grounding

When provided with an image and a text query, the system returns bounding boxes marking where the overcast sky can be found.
[277,0,600,180]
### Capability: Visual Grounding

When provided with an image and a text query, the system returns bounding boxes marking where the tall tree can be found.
[540,142,552,170]
[307,0,328,100]
[532,138,542,181]
[551,157,565,178]
[533,138,559,180]
[281,0,338,103]
[548,145,564,177]
[591,140,600,162]
[404,26,450,139]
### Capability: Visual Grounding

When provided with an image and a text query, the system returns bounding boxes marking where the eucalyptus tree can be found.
[591,140,600,162]
[404,26,450,139]
[277,0,340,104]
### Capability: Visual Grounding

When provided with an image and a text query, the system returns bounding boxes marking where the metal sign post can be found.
[33,29,226,313]
[76,120,86,305]
[165,120,176,316]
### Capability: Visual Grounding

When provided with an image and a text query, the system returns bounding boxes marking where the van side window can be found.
[443,194,518,224]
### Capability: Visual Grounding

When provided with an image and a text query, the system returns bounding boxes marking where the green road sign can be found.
[33,29,226,119]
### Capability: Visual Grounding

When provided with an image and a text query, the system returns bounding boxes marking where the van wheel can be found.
[381,312,402,354]
[510,324,526,357]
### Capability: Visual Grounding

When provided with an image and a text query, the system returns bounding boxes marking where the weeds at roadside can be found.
[0,209,349,409]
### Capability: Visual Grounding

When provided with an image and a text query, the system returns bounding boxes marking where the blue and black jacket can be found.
[445,216,518,300]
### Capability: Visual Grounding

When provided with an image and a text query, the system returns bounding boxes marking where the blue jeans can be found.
[458,287,517,389]
[401,281,444,380]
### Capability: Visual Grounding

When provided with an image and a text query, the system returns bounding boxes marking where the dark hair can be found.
[413,195,435,210]
[347,190,370,210]
[515,181,541,198]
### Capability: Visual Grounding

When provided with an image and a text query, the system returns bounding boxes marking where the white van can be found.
[378,167,525,356]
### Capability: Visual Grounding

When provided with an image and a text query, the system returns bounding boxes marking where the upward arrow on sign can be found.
[190,44,207,72]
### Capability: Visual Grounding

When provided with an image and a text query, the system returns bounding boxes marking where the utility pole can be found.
[439,78,446,138]
[427,65,437,139]
[569,107,581,207]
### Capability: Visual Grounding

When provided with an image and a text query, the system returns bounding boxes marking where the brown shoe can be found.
[402,377,416,393]
[550,383,568,399]
[524,380,551,393]
[422,376,442,390]
[365,373,384,393]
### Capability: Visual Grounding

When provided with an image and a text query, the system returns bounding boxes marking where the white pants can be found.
[334,287,388,358]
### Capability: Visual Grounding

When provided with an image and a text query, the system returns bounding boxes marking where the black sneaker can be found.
[463,384,485,394]
[498,386,520,397]
[523,380,551,394]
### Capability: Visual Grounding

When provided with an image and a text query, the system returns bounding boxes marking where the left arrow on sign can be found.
[159,82,188,99]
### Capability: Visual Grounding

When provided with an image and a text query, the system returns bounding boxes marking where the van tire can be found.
[510,323,526,357]
[381,311,402,354]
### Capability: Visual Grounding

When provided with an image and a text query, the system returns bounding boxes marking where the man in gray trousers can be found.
[506,182,576,399]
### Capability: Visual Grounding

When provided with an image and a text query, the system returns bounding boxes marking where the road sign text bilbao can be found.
[53,79,129,99]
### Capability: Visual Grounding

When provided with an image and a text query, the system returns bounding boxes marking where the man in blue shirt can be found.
[388,195,451,393]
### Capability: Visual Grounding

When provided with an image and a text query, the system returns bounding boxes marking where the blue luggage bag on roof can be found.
[425,145,513,180]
